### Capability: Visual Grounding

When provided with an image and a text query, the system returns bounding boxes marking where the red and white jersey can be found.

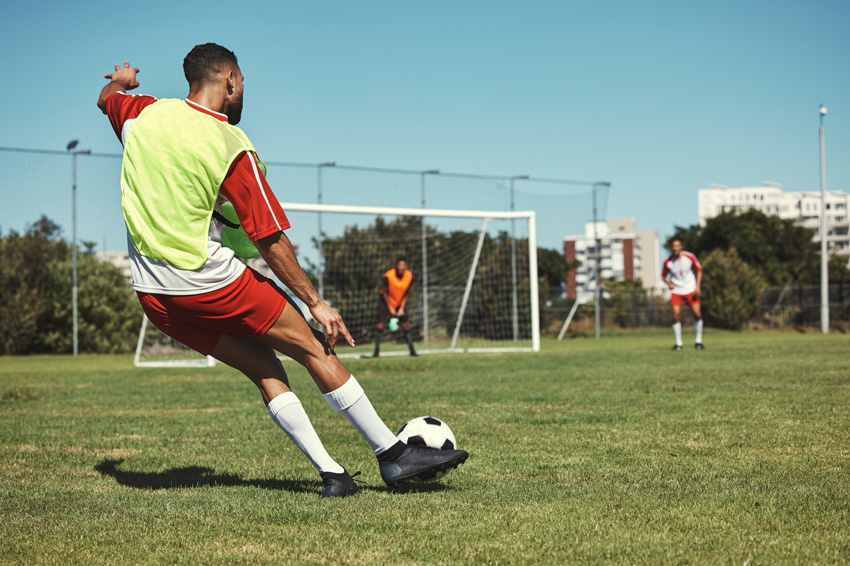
[104,92,290,295]
[662,251,701,295]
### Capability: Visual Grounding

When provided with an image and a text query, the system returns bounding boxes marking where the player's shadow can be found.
[94,458,318,494]
[95,458,452,494]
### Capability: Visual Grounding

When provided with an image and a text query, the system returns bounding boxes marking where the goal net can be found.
[287,203,539,357]
[134,203,539,367]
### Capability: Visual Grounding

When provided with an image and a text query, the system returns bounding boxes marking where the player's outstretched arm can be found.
[256,231,355,349]
[97,61,140,113]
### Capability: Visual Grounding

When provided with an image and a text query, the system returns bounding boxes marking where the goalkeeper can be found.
[97,44,466,497]
[372,258,418,358]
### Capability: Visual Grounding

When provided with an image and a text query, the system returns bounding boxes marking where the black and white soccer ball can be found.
[396,416,459,481]
[396,416,458,451]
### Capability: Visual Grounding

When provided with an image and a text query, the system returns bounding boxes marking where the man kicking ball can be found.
[97,44,467,497]
[662,238,705,351]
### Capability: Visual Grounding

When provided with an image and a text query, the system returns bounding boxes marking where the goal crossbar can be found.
[281,202,536,220]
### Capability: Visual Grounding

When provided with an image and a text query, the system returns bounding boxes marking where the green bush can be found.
[0,216,142,355]
[701,248,765,329]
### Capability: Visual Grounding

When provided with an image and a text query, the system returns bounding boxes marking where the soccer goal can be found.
[283,202,540,357]
[134,202,539,367]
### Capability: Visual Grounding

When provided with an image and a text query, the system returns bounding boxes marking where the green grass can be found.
[1,331,848,565]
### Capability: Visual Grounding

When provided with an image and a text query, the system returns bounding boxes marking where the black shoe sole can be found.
[384,452,468,487]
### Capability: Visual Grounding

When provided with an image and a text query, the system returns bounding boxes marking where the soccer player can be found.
[661,238,704,351]
[97,45,467,497]
[372,258,418,358]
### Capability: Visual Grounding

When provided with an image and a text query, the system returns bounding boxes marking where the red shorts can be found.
[671,292,700,307]
[137,267,288,356]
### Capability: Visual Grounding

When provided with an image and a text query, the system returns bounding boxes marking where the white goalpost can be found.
[134,203,539,367]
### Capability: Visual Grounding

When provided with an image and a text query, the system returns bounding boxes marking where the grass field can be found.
[1,331,848,565]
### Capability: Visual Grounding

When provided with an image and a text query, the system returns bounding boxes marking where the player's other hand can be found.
[310,301,355,349]
[667,282,675,290]
[104,61,140,90]
[694,286,701,297]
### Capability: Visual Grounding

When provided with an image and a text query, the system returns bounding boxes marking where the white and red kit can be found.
[105,92,292,354]
[661,251,701,296]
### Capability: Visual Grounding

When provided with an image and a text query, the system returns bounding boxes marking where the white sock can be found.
[695,319,704,344]
[268,392,344,474]
[673,322,683,346]
[322,376,399,455]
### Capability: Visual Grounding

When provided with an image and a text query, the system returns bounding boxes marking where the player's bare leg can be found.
[258,302,468,487]
[211,332,357,497]
[691,301,705,349]
[671,304,683,351]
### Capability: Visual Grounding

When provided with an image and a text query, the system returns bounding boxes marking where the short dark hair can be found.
[671,238,683,245]
[396,257,407,264]
[183,43,238,86]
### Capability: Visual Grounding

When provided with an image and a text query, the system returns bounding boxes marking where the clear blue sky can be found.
[1,0,848,250]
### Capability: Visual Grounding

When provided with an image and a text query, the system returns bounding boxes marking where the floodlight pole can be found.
[68,141,91,357]
[592,181,611,340]
[317,162,335,299]
[819,105,829,334]
[420,169,439,344]
[510,175,529,341]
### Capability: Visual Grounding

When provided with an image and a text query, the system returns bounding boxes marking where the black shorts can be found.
[377,300,410,325]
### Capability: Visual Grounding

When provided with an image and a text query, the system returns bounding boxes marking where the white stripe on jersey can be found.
[248,152,282,232]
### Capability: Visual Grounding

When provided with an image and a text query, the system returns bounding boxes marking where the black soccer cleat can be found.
[672,345,683,351]
[695,343,705,350]
[379,444,468,487]
[319,469,361,498]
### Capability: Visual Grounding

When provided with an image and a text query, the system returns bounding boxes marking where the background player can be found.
[662,238,705,351]
[97,45,466,497]
[372,258,418,357]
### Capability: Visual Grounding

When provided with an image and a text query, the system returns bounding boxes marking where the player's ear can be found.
[226,69,235,94]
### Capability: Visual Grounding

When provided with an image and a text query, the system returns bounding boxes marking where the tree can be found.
[0,215,142,355]
[602,277,648,328]
[700,248,766,330]
[667,209,817,286]
[537,248,568,288]
[0,217,69,354]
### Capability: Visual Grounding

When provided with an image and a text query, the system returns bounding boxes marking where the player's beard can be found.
[225,91,243,125]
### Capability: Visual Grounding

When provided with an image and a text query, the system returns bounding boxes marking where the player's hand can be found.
[104,61,140,91]
[694,286,701,297]
[667,282,675,290]
[309,301,355,349]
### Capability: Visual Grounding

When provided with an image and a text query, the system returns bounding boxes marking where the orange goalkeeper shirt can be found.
[383,268,412,309]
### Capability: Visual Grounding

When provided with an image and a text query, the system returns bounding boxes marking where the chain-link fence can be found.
[551,283,850,335]
[4,145,846,354]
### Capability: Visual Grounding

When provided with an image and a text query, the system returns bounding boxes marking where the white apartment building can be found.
[698,183,850,254]
[96,251,132,282]
[563,218,663,299]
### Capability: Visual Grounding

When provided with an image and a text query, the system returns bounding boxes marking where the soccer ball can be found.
[397,416,458,451]
[396,416,459,481]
